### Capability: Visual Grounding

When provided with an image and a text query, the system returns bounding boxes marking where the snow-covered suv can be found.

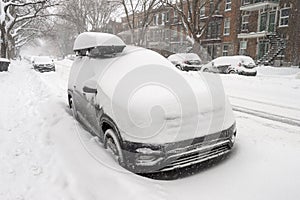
[67,32,237,173]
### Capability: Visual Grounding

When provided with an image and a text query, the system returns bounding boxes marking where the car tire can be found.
[69,95,78,119]
[229,70,236,74]
[203,68,209,72]
[104,129,124,164]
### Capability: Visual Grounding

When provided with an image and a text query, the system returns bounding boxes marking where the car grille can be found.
[160,140,231,172]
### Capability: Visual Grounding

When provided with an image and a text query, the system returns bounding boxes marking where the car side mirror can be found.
[82,79,97,94]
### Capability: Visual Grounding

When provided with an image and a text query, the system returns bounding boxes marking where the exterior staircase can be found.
[258,33,286,65]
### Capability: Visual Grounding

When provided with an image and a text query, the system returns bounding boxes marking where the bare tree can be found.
[59,0,119,34]
[121,0,160,46]
[0,0,59,58]
[161,0,223,53]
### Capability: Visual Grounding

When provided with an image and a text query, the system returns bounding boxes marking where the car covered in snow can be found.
[67,32,237,173]
[202,56,257,76]
[168,53,202,71]
[32,56,55,72]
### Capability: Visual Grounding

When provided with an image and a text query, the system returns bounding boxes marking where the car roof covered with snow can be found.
[33,56,53,64]
[168,53,201,63]
[209,55,255,66]
[73,32,126,51]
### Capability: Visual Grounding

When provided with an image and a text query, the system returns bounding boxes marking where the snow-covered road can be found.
[1,60,300,200]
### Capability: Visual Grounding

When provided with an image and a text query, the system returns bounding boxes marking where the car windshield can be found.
[188,60,201,65]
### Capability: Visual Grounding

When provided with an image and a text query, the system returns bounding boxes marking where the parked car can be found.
[202,56,257,76]
[32,56,55,72]
[68,32,237,173]
[168,53,202,71]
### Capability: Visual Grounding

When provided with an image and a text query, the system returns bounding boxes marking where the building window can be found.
[224,18,230,35]
[171,29,177,41]
[242,0,250,6]
[241,11,249,31]
[153,15,157,25]
[165,12,170,22]
[225,0,231,11]
[240,41,247,55]
[161,13,165,25]
[210,0,214,14]
[200,4,205,17]
[279,7,291,27]
[223,44,229,56]
[207,20,221,38]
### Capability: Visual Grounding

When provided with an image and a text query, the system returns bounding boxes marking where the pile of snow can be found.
[257,66,300,76]
[295,72,300,79]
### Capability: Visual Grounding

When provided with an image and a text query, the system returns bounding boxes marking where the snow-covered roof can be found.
[73,32,126,51]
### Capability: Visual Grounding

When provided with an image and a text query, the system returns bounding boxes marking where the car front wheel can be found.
[104,129,123,164]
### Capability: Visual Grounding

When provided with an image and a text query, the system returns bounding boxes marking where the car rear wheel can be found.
[104,129,123,164]
[203,68,209,72]
[229,70,236,74]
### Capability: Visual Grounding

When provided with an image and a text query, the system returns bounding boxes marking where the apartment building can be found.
[116,0,299,65]
[238,0,299,65]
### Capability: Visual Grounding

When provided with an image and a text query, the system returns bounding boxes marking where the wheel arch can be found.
[100,114,124,147]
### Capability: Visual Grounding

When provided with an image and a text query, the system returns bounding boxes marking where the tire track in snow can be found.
[229,95,300,112]
[232,105,300,127]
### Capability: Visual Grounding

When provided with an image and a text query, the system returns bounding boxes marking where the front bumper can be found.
[121,123,237,173]
[238,68,257,76]
[34,65,55,72]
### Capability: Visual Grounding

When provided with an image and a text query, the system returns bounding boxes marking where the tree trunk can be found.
[1,30,7,58]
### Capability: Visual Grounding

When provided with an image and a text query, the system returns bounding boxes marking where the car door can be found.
[73,57,103,136]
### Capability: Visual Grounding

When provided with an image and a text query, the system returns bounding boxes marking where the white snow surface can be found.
[73,32,126,51]
[0,60,300,200]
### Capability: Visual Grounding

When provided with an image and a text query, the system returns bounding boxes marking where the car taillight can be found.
[184,61,190,64]
[238,63,241,67]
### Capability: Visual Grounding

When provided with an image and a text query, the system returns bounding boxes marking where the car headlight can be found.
[135,147,164,166]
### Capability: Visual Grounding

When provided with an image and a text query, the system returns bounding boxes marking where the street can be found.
[0,60,300,200]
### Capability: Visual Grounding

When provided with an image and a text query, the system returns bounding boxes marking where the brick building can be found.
[117,0,300,65]
[237,0,300,66]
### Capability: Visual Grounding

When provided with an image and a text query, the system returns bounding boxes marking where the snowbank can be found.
[257,66,300,76]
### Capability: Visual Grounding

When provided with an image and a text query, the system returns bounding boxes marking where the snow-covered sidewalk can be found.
[0,60,300,200]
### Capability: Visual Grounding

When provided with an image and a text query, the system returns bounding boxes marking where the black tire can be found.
[69,95,78,119]
[229,70,236,74]
[203,68,209,72]
[104,129,123,164]
[176,65,182,71]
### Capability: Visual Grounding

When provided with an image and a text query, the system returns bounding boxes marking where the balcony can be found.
[240,0,279,11]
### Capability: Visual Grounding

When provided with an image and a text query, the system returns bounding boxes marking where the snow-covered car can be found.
[67,32,237,173]
[168,53,202,71]
[202,56,257,76]
[32,56,55,72]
